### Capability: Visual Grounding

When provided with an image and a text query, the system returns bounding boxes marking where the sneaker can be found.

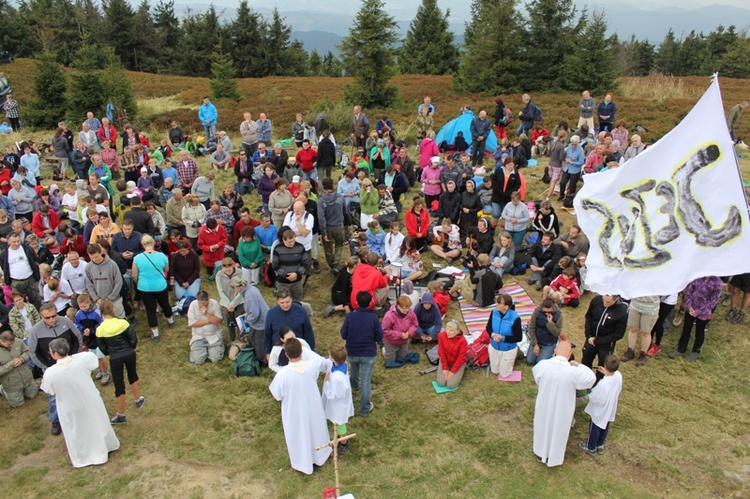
[95,370,104,380]
[362,401,374,417]
[337,441,350,455]
[323,304,334,319]
[686,351,700,362]
[620,348,635,362]
[100,372,111,386]
[721,293,731,307]
[726,308,738,322]
[331,266,340,277]
[578,442,596,457]
[312,260,321,274]
[647,344,661,357]
[635,351,648,366]
[152,333,161,344]
[731,310,745,325]
[597,446,605,455]
[167,318,175,328]
[672,311,684,327]
[51,422,62,436]
[135,396,145,409]
[668,350,685,359]
[110,414,127,424]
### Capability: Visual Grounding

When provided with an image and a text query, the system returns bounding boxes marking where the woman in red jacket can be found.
[404,196,431,252]
[436,319,468,389]
[197,218,228,280]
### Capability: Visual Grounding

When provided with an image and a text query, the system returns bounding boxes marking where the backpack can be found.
[232,346,261,377]
[263,261,276,287]
[467,331,490,369]
[426,345,440,366]
[172,295,196,316]
[504,107,514,125]
[533,105,543,122]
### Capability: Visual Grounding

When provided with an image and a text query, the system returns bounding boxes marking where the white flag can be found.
[573,77,750,297]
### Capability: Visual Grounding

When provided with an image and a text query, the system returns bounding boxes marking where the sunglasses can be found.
[222,264,234,268]
[42,314,57,320]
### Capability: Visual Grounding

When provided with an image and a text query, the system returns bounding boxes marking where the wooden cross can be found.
[314,422,357,497]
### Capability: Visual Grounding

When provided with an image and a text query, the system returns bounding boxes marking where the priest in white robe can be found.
[269,337,333,475]
[532,341,596,467]
[40,338,120,468]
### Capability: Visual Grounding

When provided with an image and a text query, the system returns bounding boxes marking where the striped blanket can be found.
[459,282,537,343]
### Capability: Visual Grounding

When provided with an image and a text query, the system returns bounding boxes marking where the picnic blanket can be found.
[459,282,536,344]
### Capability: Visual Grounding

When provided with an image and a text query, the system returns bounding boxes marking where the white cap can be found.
[292,175,300,183]
[430,156,441,163]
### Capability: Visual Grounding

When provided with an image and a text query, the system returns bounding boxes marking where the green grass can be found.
[2,108,750,498]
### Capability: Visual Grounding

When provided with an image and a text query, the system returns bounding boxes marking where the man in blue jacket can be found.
[558,135,586,201]
[341,291,383,416]
[597,93,617,132]
[198,96,218,139]
[470,110,491,167]
[263,289,314,361]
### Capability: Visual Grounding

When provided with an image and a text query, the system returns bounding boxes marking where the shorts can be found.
[548,165,562,183]
[730,273,750,293]
[627,307,658,333]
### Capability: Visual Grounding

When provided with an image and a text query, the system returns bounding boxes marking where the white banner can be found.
[573,76,750,297]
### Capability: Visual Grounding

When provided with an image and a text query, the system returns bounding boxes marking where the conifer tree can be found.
[209,44,243,102]
[67,70,108,123]
[339,0,399,107]
[455,0,527,94]
[230,1,265,77]
[308,50,323,76]
[100,49,139,121]
[154,0,184,73]
[26,53,69,129]
[559,10,619,95]
[398,0,459,75]
[654,29,681,75]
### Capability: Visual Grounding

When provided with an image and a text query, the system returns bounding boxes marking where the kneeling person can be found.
[188,291,224,365]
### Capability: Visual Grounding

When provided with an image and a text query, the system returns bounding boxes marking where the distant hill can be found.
[290,30,343,55]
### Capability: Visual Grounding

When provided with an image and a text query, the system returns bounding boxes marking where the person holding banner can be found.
[726,101,748,144]
[669,276,723,362]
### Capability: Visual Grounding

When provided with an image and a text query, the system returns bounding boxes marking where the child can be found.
[324,256,358,318]
[161,161,178,186]
[366,220,386,259]
[543,267,580,308]
[322,344,355,455]
[288,175,302,199]
[348,231,369,258]
[449,253,499,307]
[145,202,166,241]
[427,280,450,317]
[390,236,423,282]
[580,355,622,456]
[384,221,404,263]
[75,292,110,385]
[238,226,263,285]
[137,167,155,201]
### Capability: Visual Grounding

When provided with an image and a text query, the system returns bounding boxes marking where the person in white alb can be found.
[532,341,596,467]
[60,251,88,296]
[384,221,404,263]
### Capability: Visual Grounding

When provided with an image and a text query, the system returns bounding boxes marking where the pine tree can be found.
[717,36,750,78]
[176,6,223,77]
[154,0,184,73]
[677,31,707,76]
[398,0,459,75]
[102,0,138,69]
[264,8,292,77]
[559,10,619,94]
[455,0,528,94]
[654,29,681,75]
[100,49,139,121]
[701,25,739,75]
[229,0,265,77]
[525,0,582,90]
[132,0,161,73]
[322,51,343,77]
[67,70,108,123]
[339,0,399,107]
[629,38,655,76]
[209,44,243,101]
[308,50,323,76]
[25,53,68,129]
[286,40,309,76]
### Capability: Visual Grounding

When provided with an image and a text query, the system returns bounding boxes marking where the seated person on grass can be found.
[414,293,443,343]
[430,218,462,263]
[542,267,581,308]
[323,256,358,319]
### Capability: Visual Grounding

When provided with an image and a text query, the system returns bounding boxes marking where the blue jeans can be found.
[175,278,202,300]
[508,230,526,247]
[48,394,59,423]
[491,256,509,277]
[301,168,318,182]
[348,355,376,416]
[416,325,438,340]
[236,181,252,196]
[585,421,610,451]
[203,124,216,139]
[526,343,556,366]
[516,123,532,137]
[491,202,505,219]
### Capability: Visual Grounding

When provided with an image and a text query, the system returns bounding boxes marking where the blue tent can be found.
[435,110,498,154]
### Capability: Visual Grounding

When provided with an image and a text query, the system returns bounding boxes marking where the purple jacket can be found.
[684,276,723,321]
[421,164,443,197]
[382,303,419,346]
[257,173,277,204]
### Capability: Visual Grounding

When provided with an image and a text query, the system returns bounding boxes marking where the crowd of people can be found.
[1,90,748,475]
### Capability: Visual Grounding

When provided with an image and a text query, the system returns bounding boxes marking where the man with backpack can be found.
[517,94,542,138]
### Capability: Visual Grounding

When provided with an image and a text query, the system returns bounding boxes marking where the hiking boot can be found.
[100,372,111,386]
[647,344,661,357]
[686,351,701,362]
[331,266,340,277]
[578,442,596,457]
[110,414,127,424]
[635,351,648,366]
[323,304,334,319]
[721,293,731,307]
[726,308,738,322]
[731,310,745,325]
[597,446,605,455]
[135,396,145,409]
[51,422,62,436]
[620,348,636,362]
[312,260,321,274]
[668,350,685,359]
[337,441,350,455]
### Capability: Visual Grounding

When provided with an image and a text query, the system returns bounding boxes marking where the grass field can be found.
[1,60,750,498]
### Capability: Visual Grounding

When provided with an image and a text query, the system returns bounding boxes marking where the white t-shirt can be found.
[62,192,79,211]
[20,306,33,331]
[283,211,314,251]
[7,246,33,280]
[61,261,88,294]
[44,279,74,312]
